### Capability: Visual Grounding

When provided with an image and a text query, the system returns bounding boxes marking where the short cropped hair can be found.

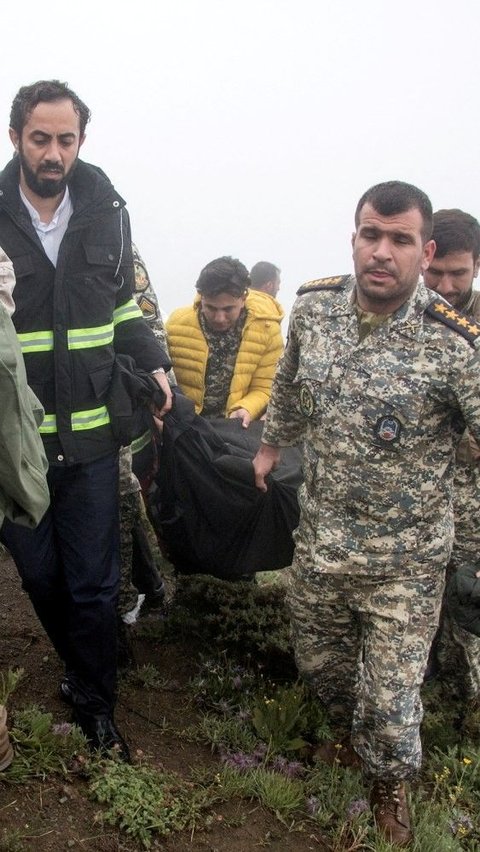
[250,261,280,290]
[196,256,250,298]
[355,180,433,242]
[432,209,480,261]
[10,80,91,137]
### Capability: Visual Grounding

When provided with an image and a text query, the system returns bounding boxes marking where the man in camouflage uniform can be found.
[117,244,173,633]
[423,210,480,701]
[253,182,480,846]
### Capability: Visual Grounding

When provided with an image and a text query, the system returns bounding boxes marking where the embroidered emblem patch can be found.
[299,384,315,417]
[374,415,401,446]
[134,262,149,292]
[137,295,158,320]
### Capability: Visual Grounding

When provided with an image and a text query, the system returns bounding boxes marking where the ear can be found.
[79,133,86,149]
[351,231,356,250]
[474,258,480,279]
[9,127,19,151]
[421,239,436,272]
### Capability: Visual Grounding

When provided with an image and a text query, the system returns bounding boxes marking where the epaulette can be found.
[425,299,480,346]
[296,274,350,295]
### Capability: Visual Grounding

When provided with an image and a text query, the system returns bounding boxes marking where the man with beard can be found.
[0,80,172,760]
[253,182,480,845]
[423,209,480,705]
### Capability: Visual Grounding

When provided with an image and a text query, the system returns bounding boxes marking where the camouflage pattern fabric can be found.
[118,490,141,615]
[132,243,171,356]
[117,245,170,611]
[437,448,480,700]
[199,308,246,418]
[287,561,444,778]
[262,275,480,779]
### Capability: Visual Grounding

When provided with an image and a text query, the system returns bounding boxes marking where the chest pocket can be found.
[84,244,121,275]
[363,372,428,450]
[11,252,36,282]
[293,338,340,419]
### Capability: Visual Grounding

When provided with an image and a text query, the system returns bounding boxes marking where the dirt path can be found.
[0,553,324,851]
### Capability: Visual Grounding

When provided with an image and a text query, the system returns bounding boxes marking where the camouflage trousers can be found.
[435,462,480,701]
[119,491,142,616]
[287,560,444,779]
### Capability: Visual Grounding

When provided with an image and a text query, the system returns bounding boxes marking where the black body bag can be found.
[147,394,302,580]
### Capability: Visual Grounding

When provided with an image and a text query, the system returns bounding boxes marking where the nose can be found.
[372,235,393,262]
[44,139,62,162]
[432,277,451,297]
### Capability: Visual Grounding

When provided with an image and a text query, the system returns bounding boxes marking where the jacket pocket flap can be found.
[84,244,119,267]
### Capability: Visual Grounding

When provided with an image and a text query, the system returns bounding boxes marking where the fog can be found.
[1,0,479,320]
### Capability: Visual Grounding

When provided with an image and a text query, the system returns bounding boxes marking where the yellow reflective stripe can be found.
[131,429,152,455]
[17,330,54,353]
[67,324,114,350]
[38,413,57,434]
[18,324,115,353]
[71,406,110,431]
[113,299,143,326]
[38,407,110,434]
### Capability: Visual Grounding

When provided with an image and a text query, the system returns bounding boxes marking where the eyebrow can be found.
[360,225,415,242]
[30,130,78,142]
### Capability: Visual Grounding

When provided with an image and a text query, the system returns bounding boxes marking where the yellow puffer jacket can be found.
[166,290,284,418]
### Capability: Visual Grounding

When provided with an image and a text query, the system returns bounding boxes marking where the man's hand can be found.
[152,370,173,418]
[252,443,281,492]
[229,408,251,428]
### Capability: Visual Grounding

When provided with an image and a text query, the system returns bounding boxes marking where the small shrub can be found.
[89,760,211,849]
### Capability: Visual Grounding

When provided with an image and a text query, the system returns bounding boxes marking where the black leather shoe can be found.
[75,712,131,762]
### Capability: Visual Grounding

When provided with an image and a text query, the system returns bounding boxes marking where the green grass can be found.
[4,575,480,849]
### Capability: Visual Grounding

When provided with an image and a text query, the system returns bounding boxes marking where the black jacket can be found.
[0,158,170,465]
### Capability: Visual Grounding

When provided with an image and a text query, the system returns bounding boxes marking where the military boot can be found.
[370,780,412,847]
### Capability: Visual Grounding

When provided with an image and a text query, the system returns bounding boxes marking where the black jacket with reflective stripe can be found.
[0,157,170,465]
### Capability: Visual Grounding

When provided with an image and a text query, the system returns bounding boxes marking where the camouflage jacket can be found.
[262,276,480,570]
[455,289,480,466]
[119,245,173,496]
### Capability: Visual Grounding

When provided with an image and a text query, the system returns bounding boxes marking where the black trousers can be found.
[1,453,120,715]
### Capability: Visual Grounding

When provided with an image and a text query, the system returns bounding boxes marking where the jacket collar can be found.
[0,157,126,223]
[327,275,432,341]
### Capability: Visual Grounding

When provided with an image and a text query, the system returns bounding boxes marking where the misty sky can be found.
[1,0,479,320]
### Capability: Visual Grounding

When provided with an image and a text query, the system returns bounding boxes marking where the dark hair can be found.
[250,261,280,290]
[432,209,480,261]
[196,256,250,298]
[10,80,91,137]
[355,180,433,242]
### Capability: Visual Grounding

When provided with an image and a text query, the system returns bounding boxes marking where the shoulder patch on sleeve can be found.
[296,274,350,295]
[425,300,480,346]
[137,295,158,321]
[134,260,151,293]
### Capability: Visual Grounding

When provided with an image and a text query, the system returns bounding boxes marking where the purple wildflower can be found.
[449,813,474,836]
[221,751,262,772]
[346,798,369,820]
[306,795,320,816]
[52,722,73,736]
[253,742,268,759]
[236,708,251,722]
[271,755,304,778]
